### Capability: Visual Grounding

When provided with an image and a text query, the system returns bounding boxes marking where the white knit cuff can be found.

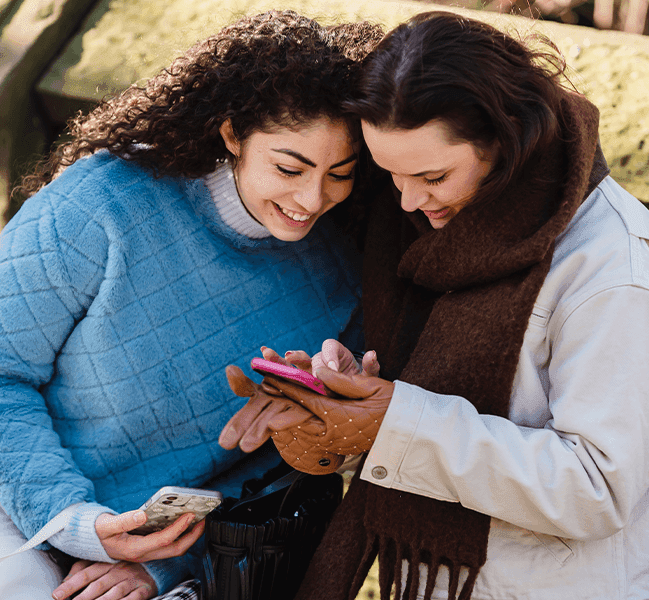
[48,502,118,563]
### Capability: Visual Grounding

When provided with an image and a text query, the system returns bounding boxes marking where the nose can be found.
[398,177,430,213]
[294,177,325,213]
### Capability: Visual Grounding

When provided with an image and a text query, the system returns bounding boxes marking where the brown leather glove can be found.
[219,365,313,453]
[265,368,395,475]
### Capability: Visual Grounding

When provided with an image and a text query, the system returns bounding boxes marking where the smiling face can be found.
[220,117,357,242]
[361,119,496,229]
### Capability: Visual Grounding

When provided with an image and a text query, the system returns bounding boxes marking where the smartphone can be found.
[251,357,327,395]
[131,486,223,535]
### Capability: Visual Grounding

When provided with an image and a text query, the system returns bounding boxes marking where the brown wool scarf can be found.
[294,91,608,600]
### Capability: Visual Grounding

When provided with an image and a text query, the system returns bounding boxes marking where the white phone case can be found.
[131,486,223,535]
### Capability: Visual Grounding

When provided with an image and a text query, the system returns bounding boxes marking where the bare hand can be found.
[96,510,205,562]
[311,339,380,377]
[52,560,157,600]
[261,346,313,372]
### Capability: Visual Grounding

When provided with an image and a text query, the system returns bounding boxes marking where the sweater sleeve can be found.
[0,181,110,543]
[142,541,202,595]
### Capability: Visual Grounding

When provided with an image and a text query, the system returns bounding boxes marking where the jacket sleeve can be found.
[361,284,649,541]
[0,186,109,541]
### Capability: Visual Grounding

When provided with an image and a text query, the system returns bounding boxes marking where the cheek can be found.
[327,181,355,205]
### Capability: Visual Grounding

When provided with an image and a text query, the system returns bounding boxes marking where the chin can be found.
[269,226,313,242]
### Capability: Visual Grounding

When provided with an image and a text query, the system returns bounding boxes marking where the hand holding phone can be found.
[251,357,327,395]
[131,486,222,535]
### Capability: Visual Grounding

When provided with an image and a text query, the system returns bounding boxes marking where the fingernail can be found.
[327,361,338,371]
[52,592,62,600]
[133,510,146,524]
[285,351,294,356]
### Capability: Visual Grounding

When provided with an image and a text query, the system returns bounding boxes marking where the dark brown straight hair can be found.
[346,11,570,204]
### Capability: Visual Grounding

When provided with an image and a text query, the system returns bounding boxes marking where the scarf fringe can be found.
[457,567,480,600]
[348,534,380,600]
[378,535,397,599]
[374,536,484,600]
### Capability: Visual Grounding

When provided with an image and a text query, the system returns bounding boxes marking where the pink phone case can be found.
[251,358,327,395]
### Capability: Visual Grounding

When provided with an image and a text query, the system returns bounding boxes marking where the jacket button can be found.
[371,466,388,480]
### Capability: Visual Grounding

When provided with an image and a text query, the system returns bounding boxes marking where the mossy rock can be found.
[36,0,649,203]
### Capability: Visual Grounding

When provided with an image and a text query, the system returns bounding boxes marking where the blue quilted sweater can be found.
[0,152,361,592]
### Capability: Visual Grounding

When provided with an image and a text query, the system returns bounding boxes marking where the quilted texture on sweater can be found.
[0,152,361,541]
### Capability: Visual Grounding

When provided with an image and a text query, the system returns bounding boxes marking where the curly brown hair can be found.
[17,10,383,198]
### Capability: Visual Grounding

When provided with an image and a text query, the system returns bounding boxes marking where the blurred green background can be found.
[1,0,648,230]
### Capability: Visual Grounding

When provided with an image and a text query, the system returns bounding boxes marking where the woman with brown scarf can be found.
[220,11,649,600]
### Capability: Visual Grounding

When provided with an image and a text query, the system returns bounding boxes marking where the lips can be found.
[423,208,450,220]
[274,203,313,227]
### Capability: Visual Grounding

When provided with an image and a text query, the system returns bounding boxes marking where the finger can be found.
[226,365,257,397]
[361,350,381,377]
[68,568,130,600]
[310,351,326,372]
[124,584,156,600]
[314,367,385,399]
[238,402,295,452]
[268,410,324,434]
[129,513,196,560]
[53,562,114,599]
[319,339,360,375]
[260,346,288,364]
[218,395,272,450]
[64,559,93,580]
[100,512,195,562]
[96,511,147,539]
[263,402,316,432]
[284,350,313,372]
[260,381,284,396]
[137,518,205,562]
[262,374,329,416]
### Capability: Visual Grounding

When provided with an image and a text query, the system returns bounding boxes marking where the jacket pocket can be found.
[531,531,574,565]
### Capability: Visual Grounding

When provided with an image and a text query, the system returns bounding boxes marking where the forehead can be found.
[247,118,356,160]
[361,119,469,173]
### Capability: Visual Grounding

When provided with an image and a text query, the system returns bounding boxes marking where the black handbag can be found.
[201,463,343,600]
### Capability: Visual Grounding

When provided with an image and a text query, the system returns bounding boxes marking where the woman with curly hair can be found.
[0,10,381,600]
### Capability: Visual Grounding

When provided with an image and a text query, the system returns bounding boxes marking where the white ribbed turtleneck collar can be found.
[202,162,272,239]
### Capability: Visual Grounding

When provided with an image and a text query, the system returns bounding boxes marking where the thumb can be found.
[317,339,360,375]
[95,510,146,539]
[226,365,257,397]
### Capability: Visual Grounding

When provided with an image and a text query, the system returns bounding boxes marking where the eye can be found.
[277,165,301,177]
[330,172,355,182]
[425,173,448,186]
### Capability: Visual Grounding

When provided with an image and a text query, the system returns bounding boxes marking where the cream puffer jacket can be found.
[361,176,649,600]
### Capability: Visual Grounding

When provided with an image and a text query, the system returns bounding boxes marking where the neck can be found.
[203,162,272,239]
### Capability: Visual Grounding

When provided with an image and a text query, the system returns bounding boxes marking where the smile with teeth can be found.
[280,206,312,222]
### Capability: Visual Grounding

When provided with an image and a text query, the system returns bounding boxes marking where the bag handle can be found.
[230,469,306,513]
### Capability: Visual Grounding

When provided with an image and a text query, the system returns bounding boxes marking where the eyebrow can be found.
[271,149,358,169]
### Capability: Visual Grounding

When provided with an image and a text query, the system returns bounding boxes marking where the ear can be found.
[219,119,240,157]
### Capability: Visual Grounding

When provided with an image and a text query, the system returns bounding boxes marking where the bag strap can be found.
[230,470,306,512]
